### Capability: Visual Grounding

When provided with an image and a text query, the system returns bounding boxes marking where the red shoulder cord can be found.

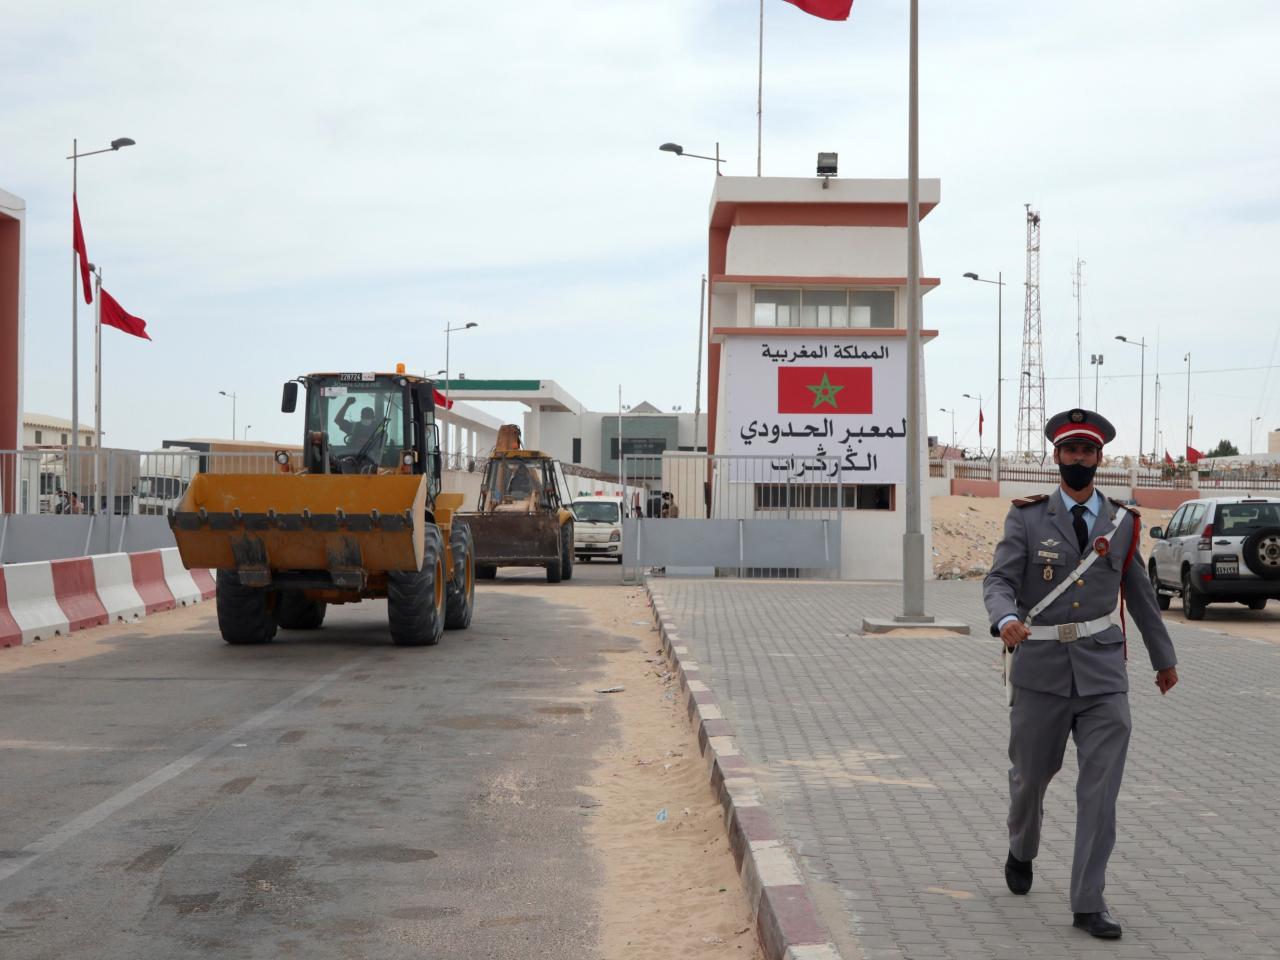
[1118,512,1141,661]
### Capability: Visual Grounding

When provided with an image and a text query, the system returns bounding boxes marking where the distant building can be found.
[23,413,99,449]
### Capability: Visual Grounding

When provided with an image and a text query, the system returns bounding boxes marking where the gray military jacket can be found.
[983,490,1177,697]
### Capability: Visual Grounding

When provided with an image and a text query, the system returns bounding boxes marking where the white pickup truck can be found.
[571,496,627,563]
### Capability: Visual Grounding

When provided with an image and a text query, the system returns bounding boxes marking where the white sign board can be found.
[723,336,908,483]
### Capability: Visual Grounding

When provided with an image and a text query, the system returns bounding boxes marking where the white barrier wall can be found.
[160,548,203,606]
[90,553,146,622]
[3,560,70,643]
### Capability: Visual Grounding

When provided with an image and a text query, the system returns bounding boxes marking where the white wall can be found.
[726,226,911,279]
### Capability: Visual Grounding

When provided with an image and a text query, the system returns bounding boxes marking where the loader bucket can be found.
[169,473,426,588]
[465,511,562,566]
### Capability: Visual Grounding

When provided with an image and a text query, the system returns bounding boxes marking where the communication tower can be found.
[1015,205,1047,459]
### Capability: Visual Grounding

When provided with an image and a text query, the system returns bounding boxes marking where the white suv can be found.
[1148,495,1280,619]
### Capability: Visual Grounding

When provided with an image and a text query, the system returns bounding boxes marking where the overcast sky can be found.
[4,0,1278,457]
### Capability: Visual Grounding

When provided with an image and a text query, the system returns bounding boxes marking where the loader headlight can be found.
[274,450,290,465]
[402,450,416,466]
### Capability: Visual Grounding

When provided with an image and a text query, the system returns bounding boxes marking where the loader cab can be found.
[287,373,441,498]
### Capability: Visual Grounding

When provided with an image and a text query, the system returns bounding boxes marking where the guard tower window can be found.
[754,288,896,329]
[572,438,582,464]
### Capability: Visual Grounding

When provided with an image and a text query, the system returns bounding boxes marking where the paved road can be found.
[649,578,1280,960]
[0,564,624,959]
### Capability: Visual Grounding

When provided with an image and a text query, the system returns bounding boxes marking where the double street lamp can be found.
[1114,335,1147,460]
[962,272,1004,478]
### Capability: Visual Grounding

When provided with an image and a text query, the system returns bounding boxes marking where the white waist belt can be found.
[1026,615,1112,643]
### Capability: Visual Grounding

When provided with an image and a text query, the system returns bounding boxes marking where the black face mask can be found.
[1058,460,1097,491]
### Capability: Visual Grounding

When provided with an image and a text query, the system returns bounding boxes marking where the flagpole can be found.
[900,0,930,623]
[71,139,80,497]
[756,0,764,177]
[94,266,102,512]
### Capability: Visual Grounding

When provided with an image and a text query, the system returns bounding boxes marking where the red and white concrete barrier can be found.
[1,560,71,645]
[91,553,147,623]
[0,551,217,650]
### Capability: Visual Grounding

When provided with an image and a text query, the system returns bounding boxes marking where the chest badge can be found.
[1043,564,1055,581]
[1094,537,1110,557]
[1041,538,1061,548]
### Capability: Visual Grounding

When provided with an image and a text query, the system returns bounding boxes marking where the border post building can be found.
[705,173,941,579]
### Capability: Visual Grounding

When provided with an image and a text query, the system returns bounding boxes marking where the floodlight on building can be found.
[817,152,838,188]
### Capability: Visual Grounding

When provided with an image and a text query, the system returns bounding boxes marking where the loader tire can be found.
[216,570,278,645]
[560,523,574,582]
[445,521,476,630]
[278,593,327,630]
[546,533,564,584]
[388,526,446,646]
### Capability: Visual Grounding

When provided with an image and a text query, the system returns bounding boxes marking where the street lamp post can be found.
[962,393,983,456]
[939,407,956,450]
[962,271,1004,478]
[1250,416,1262,456]
[1090,354,1104,410]
[1184,352,1192,455]
[444,322,478,456]
[244,425,253,441]
[218,390,237,441]
[658,142,725,175]
[1114,335,1146,461]
[67,136,135,490]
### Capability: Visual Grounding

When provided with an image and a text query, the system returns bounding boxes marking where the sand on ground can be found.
[492,580,762,960]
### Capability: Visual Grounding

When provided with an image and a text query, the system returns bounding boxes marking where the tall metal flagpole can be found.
[694,275,706,452]
[94,266,102,511]
[899,0,930,623]
[756,0,764,177]
[71,139,80,495]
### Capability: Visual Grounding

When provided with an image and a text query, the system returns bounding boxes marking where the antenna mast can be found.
[1073,257,1085,407]
[1016,205,1046,459]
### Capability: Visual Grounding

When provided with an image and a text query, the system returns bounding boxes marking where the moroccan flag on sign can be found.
[783,0,854,21]
[777,367,872,415]
[100,289,151,340]
[73,194,93,305]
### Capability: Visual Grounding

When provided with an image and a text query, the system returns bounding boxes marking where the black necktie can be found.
[1071,503,1089,553]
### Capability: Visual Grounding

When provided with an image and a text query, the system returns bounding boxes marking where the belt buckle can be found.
[1056,623,1078,643]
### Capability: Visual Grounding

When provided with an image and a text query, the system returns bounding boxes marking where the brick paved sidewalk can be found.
[649,578,1280,960]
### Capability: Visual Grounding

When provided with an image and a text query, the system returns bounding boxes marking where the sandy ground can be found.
[931,494,1177,581]
[492,580,762,960]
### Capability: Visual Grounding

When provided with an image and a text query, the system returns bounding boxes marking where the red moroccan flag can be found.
[72,194,93,305]
[433,388,454,410]
[783,0,854,20]
[1186,446,1204,464]
[777,367,872,415]
[1164,449,1174,465]
[978,407,985,437]
[99,289,151,340]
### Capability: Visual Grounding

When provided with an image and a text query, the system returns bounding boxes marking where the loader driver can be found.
[505,461,536,500]
[335,397,382,451]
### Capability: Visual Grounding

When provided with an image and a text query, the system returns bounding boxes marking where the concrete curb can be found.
[644,581,843,960]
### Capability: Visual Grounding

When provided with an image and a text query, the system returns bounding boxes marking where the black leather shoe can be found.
[1073,910,1122,939]
[1004,852,1033,894]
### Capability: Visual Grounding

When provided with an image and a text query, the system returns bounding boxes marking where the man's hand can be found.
[1000,620,1030,650]
[1155,666,1179,695]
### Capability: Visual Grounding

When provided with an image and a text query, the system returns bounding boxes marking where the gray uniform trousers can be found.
[983,491,1177,914]
[1009,686,1131,913]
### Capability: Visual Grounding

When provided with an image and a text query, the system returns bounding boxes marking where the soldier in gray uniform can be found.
[983,408,1179,940]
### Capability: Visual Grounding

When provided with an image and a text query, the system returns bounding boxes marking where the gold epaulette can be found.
[1012,494,1049,508]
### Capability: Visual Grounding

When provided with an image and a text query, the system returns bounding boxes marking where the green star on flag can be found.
[806,372,845,409]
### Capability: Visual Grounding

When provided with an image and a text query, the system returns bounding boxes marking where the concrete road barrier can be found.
[190,568,216,601]
[50,557,110,632]
[0,569,24,647]
[160,548,203,606]
[2,560,71,644]
[128,551,177,615]
[91,553,147,623]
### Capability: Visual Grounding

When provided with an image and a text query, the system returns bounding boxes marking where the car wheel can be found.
[1149,563,1170,611]
[1242,526,1280,580]
[1182,568,1206,621]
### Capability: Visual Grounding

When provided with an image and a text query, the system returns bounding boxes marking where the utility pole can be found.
[1073,258,1086,407]
[1184,352,1192,454]
[1090,354,1103,409]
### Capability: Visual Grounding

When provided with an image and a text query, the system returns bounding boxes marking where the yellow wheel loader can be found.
[169,369,475,646]
[460,426,575,583]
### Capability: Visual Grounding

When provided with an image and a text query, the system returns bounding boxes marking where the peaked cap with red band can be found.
[1044,407,1116,449]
